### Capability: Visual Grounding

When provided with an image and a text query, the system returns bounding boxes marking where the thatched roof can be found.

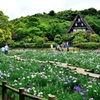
[66,14,95,34]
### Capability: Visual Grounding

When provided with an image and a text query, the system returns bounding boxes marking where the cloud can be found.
[0,0,99,20]
[64,0,100,11]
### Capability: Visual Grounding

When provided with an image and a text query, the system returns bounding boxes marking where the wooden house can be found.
[66,14,95,34]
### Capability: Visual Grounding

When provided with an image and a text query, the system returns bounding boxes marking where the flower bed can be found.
[0,49,100,100]
[9,50,100,74]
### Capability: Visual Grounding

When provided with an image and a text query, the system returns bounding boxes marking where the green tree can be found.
[72,31,87,44]
[48,10,56,16]
[0,29,4,42]
[72,36,87,44]
[90,34,100,42]
[0,11,9,29]
[86,30,91,41]
[4,28,12,41]
[34,36,44,48]
[0,28,12,43]
[85,15,100,34]
[81,8,97,15]
[88,8,97,15]
[54,34,62,44]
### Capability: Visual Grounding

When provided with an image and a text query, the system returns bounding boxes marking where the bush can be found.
[62,34,73,42]
[54,34,62,44]
[43,42,56,48]
[25,43,36,48]
[14,42,36,48]
[35,38,44,48]
[72,31,87,44]
[74,42,100,49]
[90,34,100,42]
[7,40,16,48]
[54,38,61,44]
[16,41,25,48]
[22,36,32,43]
[72,36,87,44]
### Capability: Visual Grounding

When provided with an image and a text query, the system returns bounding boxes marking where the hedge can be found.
[73,42,100,49]
[8,42,56,49]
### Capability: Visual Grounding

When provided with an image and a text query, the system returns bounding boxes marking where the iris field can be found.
[0,49,100,100]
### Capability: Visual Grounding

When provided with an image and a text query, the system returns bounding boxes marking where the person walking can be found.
[65,42,69,51]
[1,46,5,55]
[5,43,9,54]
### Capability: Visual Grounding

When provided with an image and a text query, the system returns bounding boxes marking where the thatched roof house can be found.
[66,14,95,34]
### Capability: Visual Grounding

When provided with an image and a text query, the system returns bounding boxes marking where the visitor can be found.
[57,44,61,51]
[50,44,53,49]
[60,42,65,51]
[1,47,5,55]
[65,42,69,51]
[55,43,58,50]
[5,43,9,54]
[55,43,61,51]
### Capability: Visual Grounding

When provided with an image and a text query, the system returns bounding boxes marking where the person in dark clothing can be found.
[65,42,69,51]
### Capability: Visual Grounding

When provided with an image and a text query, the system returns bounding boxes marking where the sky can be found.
[0,0,100,20]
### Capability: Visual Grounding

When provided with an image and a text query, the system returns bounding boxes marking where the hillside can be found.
[0,8,100,44]
[9,8,100,42]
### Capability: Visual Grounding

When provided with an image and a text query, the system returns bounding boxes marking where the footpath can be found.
[50,61,100,78]
[8,55,100,79]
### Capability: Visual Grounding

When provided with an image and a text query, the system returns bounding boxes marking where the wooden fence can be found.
[0,81,56,100]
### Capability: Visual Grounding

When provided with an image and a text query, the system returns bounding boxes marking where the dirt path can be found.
[54,62,100,78]
[7,55,100,78]
[33,60,100,78]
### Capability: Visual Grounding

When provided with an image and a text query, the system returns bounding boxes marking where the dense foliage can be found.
[0,8,100,48]
[0,11,12,44]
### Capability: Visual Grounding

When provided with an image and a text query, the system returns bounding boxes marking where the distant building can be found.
[66,14,95,34]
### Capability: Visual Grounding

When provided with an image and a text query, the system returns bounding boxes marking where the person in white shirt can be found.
[5,43,9,54]
[1,47,5,55]
[50,44,53,49]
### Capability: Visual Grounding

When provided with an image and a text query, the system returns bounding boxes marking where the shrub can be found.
[72,31,87,44]
[54,38,61,44]
[7,40,16,48]
[25,43,36,48]
[73,31,86,38]
[35,37,44,48]
[90,34,100,42]
[18,41,25,47]
[62,34,73,42]
[74,42,100,49]
[72,36,87,44]
[43,42,56,48]
[22,36,32,43]
[54,34,62,44]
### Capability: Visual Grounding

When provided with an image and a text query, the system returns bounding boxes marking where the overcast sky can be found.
[0,0,100,20]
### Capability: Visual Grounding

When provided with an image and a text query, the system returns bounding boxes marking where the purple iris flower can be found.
[74,86,82,92]
[72,77,76,81]
[64,80,70,85]
[64,82,68,84]
[28,85,31,88]
[81,91,87,95]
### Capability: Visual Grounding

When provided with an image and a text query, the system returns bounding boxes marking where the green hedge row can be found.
[73,42,100,49]
[1,41,99,50]
[7,42,56,49]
